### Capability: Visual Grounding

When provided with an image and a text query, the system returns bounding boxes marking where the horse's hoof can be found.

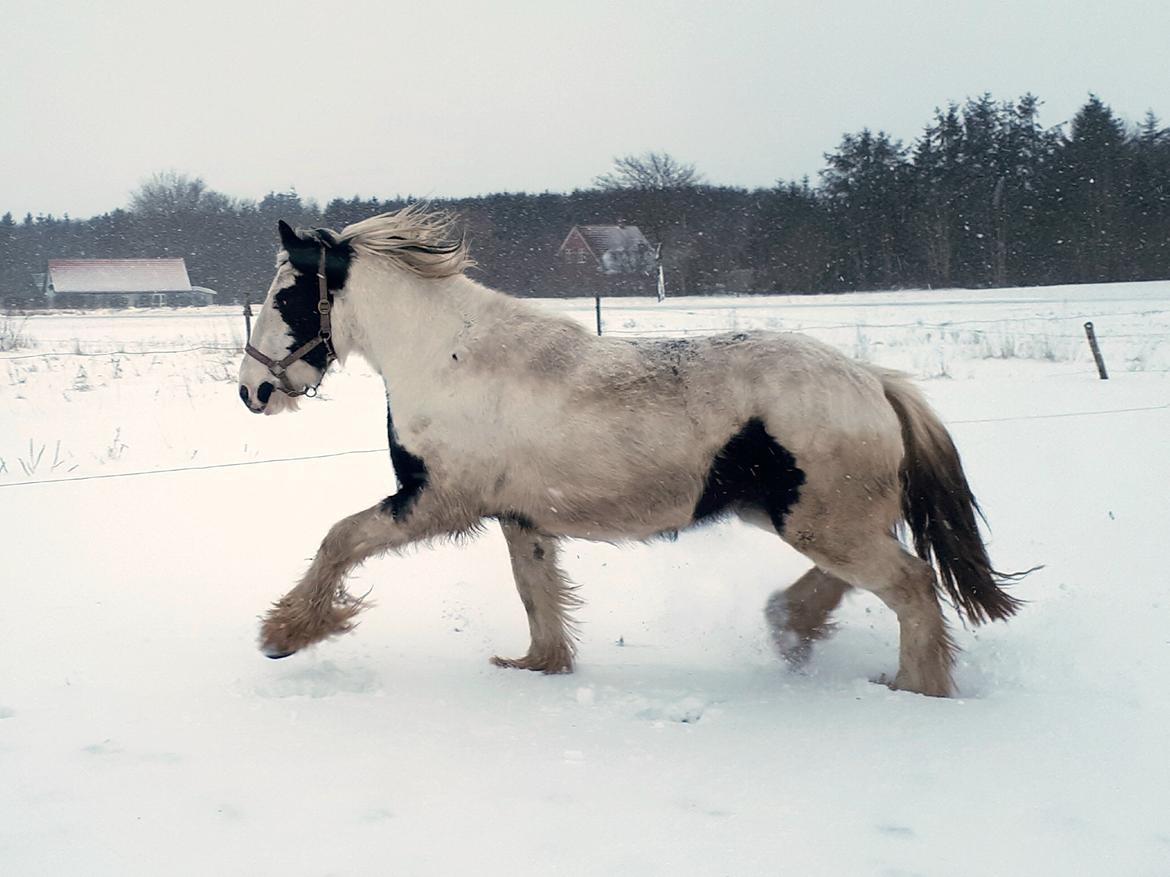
[262,646,296,660]
[490,654,574,674]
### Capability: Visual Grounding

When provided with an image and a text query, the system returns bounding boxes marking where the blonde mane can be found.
[339,204,474,278]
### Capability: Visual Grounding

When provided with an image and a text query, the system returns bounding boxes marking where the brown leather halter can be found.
[245,245,337,398]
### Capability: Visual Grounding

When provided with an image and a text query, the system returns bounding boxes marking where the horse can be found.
[237,204,1024,697]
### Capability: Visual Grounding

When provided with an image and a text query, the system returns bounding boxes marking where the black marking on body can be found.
[381,405,429,519]
[693,418,805,532]
[532,542,546,561]
[273,221,353,371]
[709,332,752,346]
[642,338,697,355]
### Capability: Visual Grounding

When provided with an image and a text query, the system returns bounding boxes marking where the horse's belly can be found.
[509,453,702,541]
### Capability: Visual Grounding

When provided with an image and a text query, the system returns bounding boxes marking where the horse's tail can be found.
[872,367,1026,625]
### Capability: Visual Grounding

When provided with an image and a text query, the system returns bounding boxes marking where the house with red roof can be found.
[42,259,216,308]
[557,224,657,275]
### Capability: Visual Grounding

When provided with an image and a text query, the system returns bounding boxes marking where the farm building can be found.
[557,224,657,275]
[42,259,216,308]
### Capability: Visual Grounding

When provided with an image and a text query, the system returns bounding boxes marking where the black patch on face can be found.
[271,221,353,371]
[381,404,429,519]
[693,418,805,532]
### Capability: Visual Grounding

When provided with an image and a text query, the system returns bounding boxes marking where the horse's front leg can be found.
[258,492,474,658]
[491,519,580,674]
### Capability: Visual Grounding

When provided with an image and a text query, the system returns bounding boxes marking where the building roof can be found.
[558,225,652,260]
[47,259,192,293]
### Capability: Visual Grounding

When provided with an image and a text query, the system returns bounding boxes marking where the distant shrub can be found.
[0,313,33,352]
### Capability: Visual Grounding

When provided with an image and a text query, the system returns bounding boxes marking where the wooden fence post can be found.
[243,295,253,341]
[595,294,602,336]
[1083,322,1108,380]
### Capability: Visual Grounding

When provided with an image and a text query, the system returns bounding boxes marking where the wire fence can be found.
[2,400,1167,491]
[603,307,1170,340]
[0,344,243,361]
[4,306,1170,360]
[0,447,389,490]
[3,299,1167,489]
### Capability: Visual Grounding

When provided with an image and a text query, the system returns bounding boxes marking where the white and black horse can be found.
[238,205,1024,697]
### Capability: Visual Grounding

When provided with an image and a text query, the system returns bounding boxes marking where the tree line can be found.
[2,93,1168,306]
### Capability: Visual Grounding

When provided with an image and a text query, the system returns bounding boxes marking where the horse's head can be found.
[238,220,352,414]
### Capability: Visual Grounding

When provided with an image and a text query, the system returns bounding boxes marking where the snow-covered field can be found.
[3,283,1169,875]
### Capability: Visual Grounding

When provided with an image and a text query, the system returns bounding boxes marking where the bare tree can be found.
[593,151,702,191]
[129,171,232,214]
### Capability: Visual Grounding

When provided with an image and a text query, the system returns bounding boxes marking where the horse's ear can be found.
[314,228,340,247]
[277,220,300,251]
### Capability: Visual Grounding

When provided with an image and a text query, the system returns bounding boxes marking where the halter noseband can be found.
[245,245,337,398]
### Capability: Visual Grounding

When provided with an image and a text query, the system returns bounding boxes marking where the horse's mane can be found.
[338,204,474,279]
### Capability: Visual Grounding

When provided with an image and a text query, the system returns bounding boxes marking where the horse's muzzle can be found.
[239,381,275,414]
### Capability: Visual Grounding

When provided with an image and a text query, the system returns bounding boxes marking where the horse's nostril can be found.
[239,384,250,405]
[257,382,275,405]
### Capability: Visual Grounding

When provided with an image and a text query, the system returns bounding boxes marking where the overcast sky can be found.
[3,0,1169,219]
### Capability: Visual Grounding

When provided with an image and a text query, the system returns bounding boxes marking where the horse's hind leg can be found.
[792,530,956,697]
[765,568,851,666]
[491,520,579,674]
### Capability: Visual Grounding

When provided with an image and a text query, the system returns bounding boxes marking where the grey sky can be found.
[3,0,1169,219]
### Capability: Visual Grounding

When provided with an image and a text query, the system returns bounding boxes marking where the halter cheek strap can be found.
[245,245,337,398]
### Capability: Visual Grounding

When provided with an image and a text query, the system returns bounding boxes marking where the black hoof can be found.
[262,648,295,660]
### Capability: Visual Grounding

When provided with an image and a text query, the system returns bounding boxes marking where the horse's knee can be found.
[321,509,398,565]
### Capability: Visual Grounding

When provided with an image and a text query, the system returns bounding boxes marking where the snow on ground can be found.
[2,283,1169,875]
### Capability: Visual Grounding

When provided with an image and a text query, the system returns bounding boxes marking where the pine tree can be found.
[1128,111,1170,279]
[1058,95,1130,282]
[822,129,916,288]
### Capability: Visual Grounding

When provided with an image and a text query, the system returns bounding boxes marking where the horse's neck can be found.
[347,266,496,407]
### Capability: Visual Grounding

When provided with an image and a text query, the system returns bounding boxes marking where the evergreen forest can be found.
[3,94,1168,305]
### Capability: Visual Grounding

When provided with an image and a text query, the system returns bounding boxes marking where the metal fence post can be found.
[1083,322,1108,380]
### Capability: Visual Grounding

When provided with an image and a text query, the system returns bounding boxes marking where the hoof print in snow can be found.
[636,695,710,724]
[876,824,915,838]
[82,739,121,756]
[254,661,381,699]
[361,809,395,823]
